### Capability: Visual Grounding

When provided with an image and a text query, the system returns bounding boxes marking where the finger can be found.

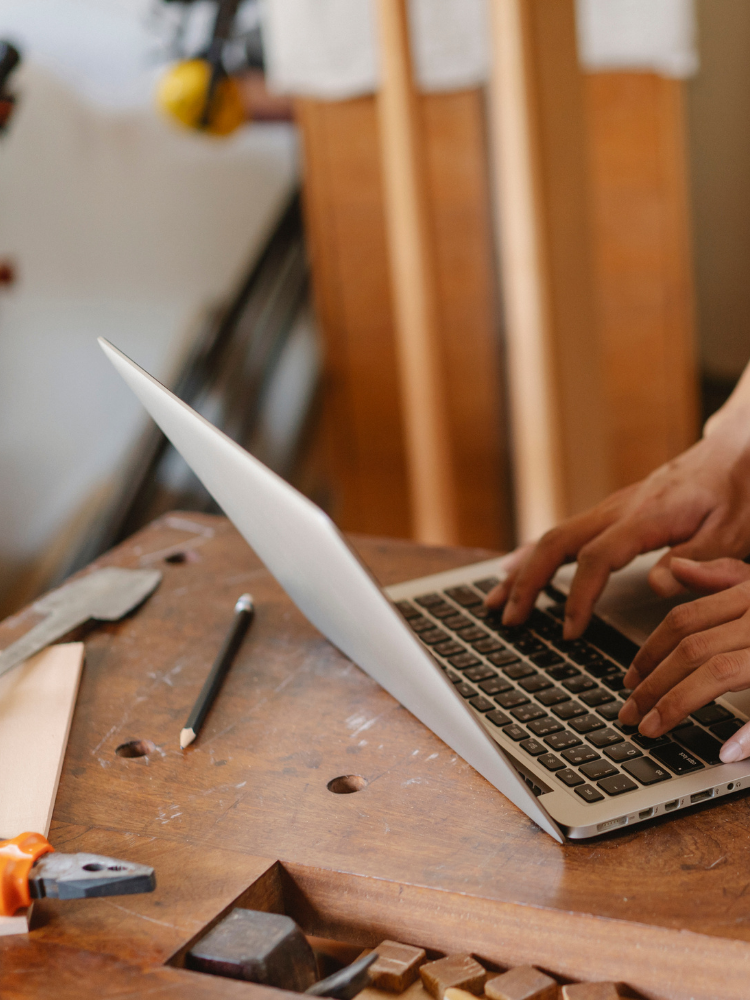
[637,647,750,737]
[720,719,750,763]
[649,519,747,596]
[669,557,750,594]
[624,583,750,688]
[619,612,750,726]
[484,545,533,608]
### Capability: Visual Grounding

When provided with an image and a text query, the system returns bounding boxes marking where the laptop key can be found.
[674,725,723,765]
[415,593,443,607]
[538,753,565,771]
[651,742,704,775]
[488,650,522,668]
[520,738,547,756]
[536,688,570,707]
[495,690,530,709]
[545,731,582,750]
[472,576,500,594]
[562,745,600,765]
[502,662,536,679]
[457,627,489,643]
[528,717,563,737]
[473,637,505,654]
[420,628,451,645]
[691,703,733,727]
[575,784,605,803]
[597,774,638,796]
[395,600,420,619]
[469,695,495,713]
[580,759,618,780]
[428,601,459,618]
[444,585,482,607]
[520,675,553,693]
[614,721,638,735]
[581,688,615,708]
[433,641,465,656]
[558,767,584,787]
[563,675,596,694]
[486,709,511,726]
[622,757,672,785]
[604,742,642,763]
[585,658,620,678]
[449,652,481,669]
[602,674,626,692]
[455,683,476,698]
[512,704,547,723]
[409,616,435,632]
[552,701,588,720]
[479,676,513,696]
[464,665,496,682]
[710,718,744,741]
[503,724,527,741]
[632,733,671,750]
[570,714,606,734]
[512,637,547,655]
[587,728,624,749]
[530,650,564,668]
[547,664,580,681]
[597,701,624,722]
[443,614,473,631]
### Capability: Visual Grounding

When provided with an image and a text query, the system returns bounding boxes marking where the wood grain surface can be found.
[3,513,750,999]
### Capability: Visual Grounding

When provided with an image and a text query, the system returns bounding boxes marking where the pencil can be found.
[180,593,254,749]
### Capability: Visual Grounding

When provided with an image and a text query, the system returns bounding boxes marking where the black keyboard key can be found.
[548,664,580,681]
[581,688,616,708]
[674,725,723,765]
[536,688,570,707]
[584,616,639,667]
[443,614,473,631]
[433,640,465,656]
[479,676,513,696]
[446,669,462,684]
[576,784,605,803]
[503,724,527,741]
[520,738,547,756]
[570,714,606,734]
[449,652,481,669]
[420,628,450,645]
[444,585,482,607]
[495,690,530,709]
[666,719,693,734]
[530,650,564,668]
[562,745,600,765]
[469,695,495,713]
[464,665,496,682]
[470,605,491,620]
[502,662,536,679]
[558,767,584,787]
[569,644,603,665]
[691,703,733,727]
[486,709,511,727]
[513,637,547,656]
[546,731,582,750]
[632,733,671,750]
[651,742,704,775]
[488,650,522,668]
[587,728,624,749]
[585,658,620,678]
[512,704,547,722]
[563,675,596,694]
[395,600,420,619]
[473,576,500,594]
[604,742,642,763]
[710,718,744,741]
[457,627,489,643]
[473,637,505,654]
[455,682,476,698]
[538,753,565,771]
[580,759,618,780]
[415,592,443,607]
[520,675,553,693]
[622,757,672,785]
[552,701,588,720]
[429,601,459,618]
[528,717,563,737]
[597,701,624,722]
[614,721,639,735]
[409,616,435,632]
[602,674,626,692]
[598,774,638,796]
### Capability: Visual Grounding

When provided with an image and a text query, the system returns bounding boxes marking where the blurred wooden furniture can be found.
[4,512,750,999]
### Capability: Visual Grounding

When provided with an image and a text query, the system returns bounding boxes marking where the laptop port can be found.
[639,807,654,820]
[690,789,713,804]
[664,799,679,811]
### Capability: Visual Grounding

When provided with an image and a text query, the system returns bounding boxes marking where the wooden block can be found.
[561,984,624,1000]
[419,955,486,999]
[445,989,482,1000]
[186,907,317,990]
[485,966,558,1000]
[370,941,426,992]
[0,642,84,937]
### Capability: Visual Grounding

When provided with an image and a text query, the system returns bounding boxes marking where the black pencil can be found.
[180,593,254,748]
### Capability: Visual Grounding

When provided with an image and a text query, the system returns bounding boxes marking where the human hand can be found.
[618,557,750,762]
[485,414,750,639]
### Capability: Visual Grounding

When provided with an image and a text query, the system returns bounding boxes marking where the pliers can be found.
[0,832,156,917]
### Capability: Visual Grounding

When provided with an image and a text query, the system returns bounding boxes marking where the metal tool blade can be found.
[28,851,156,900]
[0,567,161,680]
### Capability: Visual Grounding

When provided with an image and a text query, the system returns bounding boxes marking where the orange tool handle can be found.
[0,832,54,916]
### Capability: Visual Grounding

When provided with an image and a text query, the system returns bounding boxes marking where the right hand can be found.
[485,411,750,640]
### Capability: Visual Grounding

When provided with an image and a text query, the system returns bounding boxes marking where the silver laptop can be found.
[100,338,750,841]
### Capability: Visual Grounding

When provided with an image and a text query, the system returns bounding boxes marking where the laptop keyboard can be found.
[395,579,745,804]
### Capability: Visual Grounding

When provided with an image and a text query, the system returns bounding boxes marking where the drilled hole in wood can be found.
[327,775,367,794]
[116,739,156,758]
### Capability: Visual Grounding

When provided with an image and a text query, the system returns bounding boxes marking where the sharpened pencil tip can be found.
[180,728,196,749]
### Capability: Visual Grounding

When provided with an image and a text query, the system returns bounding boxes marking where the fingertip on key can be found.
[720,740,743,763]
[619,698,640,726]
[639,708,661,737]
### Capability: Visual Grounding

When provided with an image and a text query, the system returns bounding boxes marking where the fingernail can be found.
[640,708,661,736]
[619,698,641,725]
[623,668,638,688]
[721,741,742,763]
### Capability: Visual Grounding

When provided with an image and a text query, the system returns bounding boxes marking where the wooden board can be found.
[0,642,84,935]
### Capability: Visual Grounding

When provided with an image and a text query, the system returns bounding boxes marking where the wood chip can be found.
[419,955,486,999]
[485,966,558,1000]
[370,941,427,992]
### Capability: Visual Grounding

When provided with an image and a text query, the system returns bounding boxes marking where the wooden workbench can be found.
[2,513,750,1000]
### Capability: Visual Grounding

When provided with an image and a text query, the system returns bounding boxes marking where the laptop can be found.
[99,338,750,841]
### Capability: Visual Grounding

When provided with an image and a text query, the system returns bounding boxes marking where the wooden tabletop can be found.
[3,513,750,1000]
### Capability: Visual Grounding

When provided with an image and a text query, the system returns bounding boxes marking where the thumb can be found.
[669,556,750,594]
[648,533,734,597]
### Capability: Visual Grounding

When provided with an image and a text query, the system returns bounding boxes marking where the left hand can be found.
[619,557,750,762]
